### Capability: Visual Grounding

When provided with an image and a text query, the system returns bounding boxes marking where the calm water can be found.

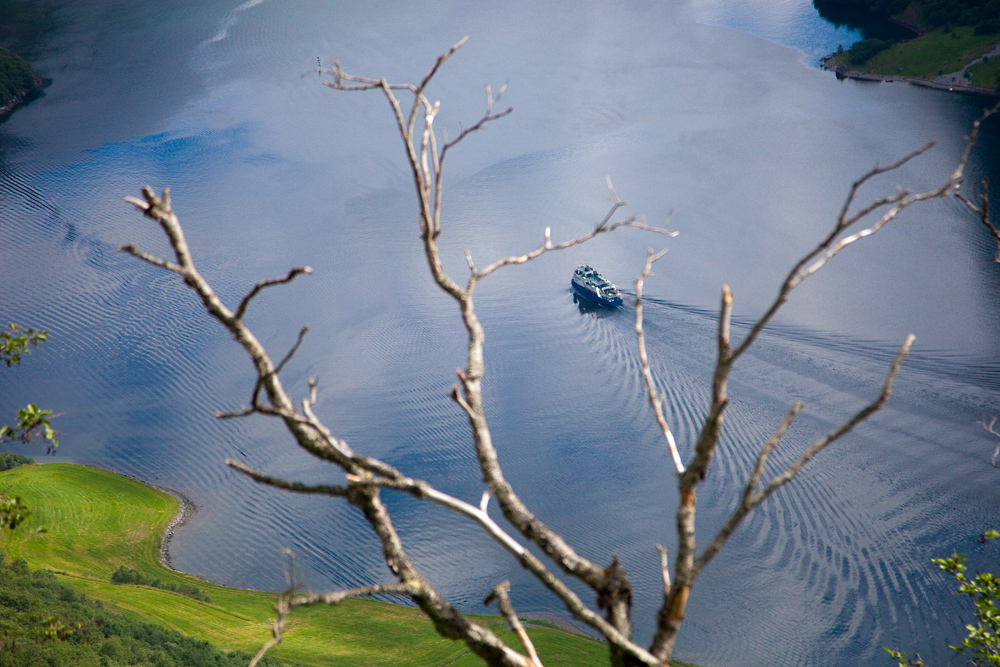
[2,2,999,665]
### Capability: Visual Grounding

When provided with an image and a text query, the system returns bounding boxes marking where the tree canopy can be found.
[0,553,282,667]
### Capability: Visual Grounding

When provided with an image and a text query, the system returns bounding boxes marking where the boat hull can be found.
[571,279,623,307]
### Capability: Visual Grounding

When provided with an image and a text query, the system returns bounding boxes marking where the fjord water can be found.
[2,1,999,665]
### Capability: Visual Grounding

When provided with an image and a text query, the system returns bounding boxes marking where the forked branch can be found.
[473,181,676,281]
[694,335,913,576]
[648,105,991,661]
[981,416,1000,468]
[321,40,673,643]
[486,582,543,667]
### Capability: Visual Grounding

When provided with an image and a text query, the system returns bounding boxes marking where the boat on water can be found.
[571,265,623,307]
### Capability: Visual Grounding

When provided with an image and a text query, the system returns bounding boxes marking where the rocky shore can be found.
[0,45,44,121]
[0,77,44,120]
[153,485,196,571]
[822,60,999,96]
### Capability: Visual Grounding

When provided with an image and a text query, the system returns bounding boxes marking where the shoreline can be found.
[820,34,1000,99]
[0,77,46,121]
[48,461,198,572]
[821,56,1000,98]
[521,612,601,639]
[152,484,196,571]
[0,462,615,665]
[50,463,599,640]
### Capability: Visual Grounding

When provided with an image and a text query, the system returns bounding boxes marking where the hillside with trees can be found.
[0,47,41,118]
[820,1,1000,92]
[0,553,280,667]
[830,0,1000,33]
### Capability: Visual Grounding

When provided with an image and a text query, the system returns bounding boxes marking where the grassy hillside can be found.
[967,55,1000,89]
[0,463,618,667]
[866,27,999,77]
[826,25,1000,88]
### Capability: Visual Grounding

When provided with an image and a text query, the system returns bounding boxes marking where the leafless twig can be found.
[981,416,1000,468]
[486,582,542,667]
[634,247,685,474]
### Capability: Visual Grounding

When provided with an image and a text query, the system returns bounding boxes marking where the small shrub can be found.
[848,38,894,66]
[0,452,33,471]
[110,566,211,603]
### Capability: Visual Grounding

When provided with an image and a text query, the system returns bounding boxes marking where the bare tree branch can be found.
[116,243,184,274]
[634,247,685,475]
[475,180,677,281]
[236,268,313,321]
[123,184,540,667]
[321,44,647,626]
[953,102,1000,262]
[486,582,543,667]
[694,335,912,576]
[289,583,417,610]
[646,107,986,661]
[274,325,310,375]
[957,177,1000,261]
[225,455,659,661]
[227,459,350,497]
[247,549,301,667]
[981,416,1000,468]
[656,545,671,597]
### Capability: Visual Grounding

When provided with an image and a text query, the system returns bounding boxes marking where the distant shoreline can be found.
[820,56,1000,98]
[0,77,46,121]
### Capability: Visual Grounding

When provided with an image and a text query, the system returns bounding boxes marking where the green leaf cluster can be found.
[0,497,30,531]
[0,404,60,453]
[1,324,59,453]
[889,532,1000,666]
[0,553,281,667]
[884,646,924,666]
[110,566,211,603]
[932,544,1000,665]
[848,37,896,65]
[0,324,46,368]
[0,453,33,530]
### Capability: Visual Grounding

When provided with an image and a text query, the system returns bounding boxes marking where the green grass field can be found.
[0,462,620,666]
[967,56,1000,90]
[829,27,1000,80]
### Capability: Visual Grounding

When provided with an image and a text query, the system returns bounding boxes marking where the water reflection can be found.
[812,0,918,41]
[572,291,624,316]
[0,0,63,57]
[691,0,912,63]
